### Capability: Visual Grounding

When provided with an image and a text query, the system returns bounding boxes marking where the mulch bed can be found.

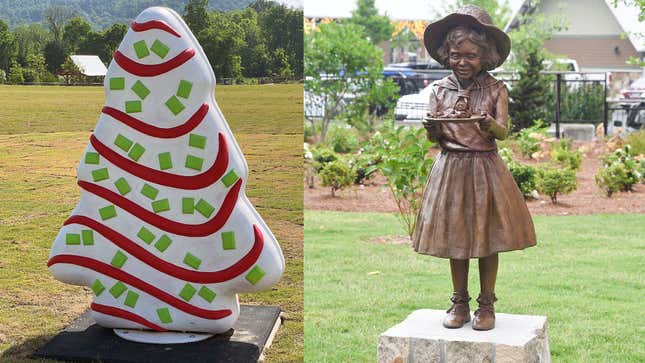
[304,140,645,216]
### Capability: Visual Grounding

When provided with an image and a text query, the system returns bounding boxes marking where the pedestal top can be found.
[382,309,547,347]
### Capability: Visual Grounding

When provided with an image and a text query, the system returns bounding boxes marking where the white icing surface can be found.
[49,6,284,335]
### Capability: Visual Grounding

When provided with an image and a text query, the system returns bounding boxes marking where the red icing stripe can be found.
[131,20,181,37]
[102,103,208,138]
[78,178,242,237]
[91,302,167,331]
[114,48,195,76]
[65,216,264,283]
[89,132,228,190]
[48,255,232,320]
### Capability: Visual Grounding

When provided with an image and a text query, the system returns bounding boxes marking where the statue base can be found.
[33,305,281,363]
[378,309,550,363]
[113,329,213,344]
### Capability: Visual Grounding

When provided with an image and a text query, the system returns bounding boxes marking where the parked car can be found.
[393,83,433,121]
[384,61,451,96]
[607,99,645,135]
[619,76,645,99]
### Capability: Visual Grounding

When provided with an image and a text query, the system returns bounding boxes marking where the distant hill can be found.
[0,0,255,29]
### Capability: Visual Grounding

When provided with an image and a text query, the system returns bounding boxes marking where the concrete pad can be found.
[547,123,596,141]
[33,304,281,363]
[378,309,550,363]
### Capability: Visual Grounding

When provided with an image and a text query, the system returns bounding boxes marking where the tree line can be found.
[0,0,303,84]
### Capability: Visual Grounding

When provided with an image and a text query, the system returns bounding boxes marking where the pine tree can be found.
[509,48,549,131]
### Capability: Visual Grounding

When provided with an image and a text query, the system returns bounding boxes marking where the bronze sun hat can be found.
[424,5,511,70]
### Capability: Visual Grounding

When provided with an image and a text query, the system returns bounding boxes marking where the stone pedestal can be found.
[378,309,549,363]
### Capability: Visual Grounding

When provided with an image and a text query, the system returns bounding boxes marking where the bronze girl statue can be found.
[413,5,536,331]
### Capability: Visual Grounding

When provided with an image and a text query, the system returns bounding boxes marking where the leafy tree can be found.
[8,61,24,83]
[255,1,303,78]
[63,17,92,54]
[270,48,293,78]
[13,24,50,66]
[22,53,47,82]
[43,40,66,73]
[505,10,567,71]
[184,0,210,36]
[0,19,16,72]
[346,0,393,44]
[611,0,645,21]
[305,22,388,142]
[508,48,549,131]
[43,6,76,43]
[198,11,244,79]
[230,8,270,77]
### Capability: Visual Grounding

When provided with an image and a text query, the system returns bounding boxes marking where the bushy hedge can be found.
[595,145,644,197]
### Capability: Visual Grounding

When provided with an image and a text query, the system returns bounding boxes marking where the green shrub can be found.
[348,150,380,185]
[595,145,643,196]
[499,147,538,198]
[624,130,645,156]
[516,119,547,158]
[320,159,355,197]
[368,120,434,237]
[536,165,577,204]
[304,121,319,142]
[326,123,359,153]
[311,146,338,172]
[550,138,582,171]
[8,63,24,84]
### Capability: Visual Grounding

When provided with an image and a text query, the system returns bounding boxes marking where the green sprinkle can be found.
[85,152,100,164]
[91,279,105,296]
[114,177,131,195]
[165,95,185,115]
[158,152,173,170]
[140,183,159,200]
[125,100,142,113]
[65,233,81,245]
[131,80,150,100]
[185,155,204,171]
[137,226,155,244]
[154,234,172,252]
[194,199,214,218]
[82,230,94,245]
[157,307,172,323]
[114,134,133,152]
[198,286,216,303]
[99,205,117,220]
[111,251,128,268]
[188,134,206,149]
[110,77,125,90]
[177,80,193,98]
[222,170,239,187]
[150,39,170,58]
[133,40,149,59]
[92,168,110,182]
[222,231,236,250]
[245,265,265,285]
[183,252,201,270]
[109,281,127,298]
[128,143,145,161]
[179,283,196,302]
[124,291,139,308]
[152,199,170,213]
[182,197,194,214]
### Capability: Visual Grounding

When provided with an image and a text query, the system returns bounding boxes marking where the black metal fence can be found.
[391,70,613,137]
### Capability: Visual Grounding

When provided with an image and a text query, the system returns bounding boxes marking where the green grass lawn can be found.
[304,210,645,363]
[0,84,303,362]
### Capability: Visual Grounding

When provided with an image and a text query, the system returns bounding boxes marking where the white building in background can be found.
[69,55,108,77]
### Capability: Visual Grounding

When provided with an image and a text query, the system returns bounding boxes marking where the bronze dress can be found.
[412,72,536,259]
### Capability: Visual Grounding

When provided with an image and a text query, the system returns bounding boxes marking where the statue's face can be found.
[448,40,482,81]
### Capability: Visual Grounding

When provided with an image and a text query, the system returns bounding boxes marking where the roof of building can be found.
[506,0,644,52]
[69,55,108,77]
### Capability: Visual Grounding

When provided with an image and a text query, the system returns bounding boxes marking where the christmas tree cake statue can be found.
[47,7,285,344]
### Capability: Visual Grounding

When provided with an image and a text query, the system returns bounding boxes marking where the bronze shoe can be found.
[472,293,497,331]
[442,291,471,329]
